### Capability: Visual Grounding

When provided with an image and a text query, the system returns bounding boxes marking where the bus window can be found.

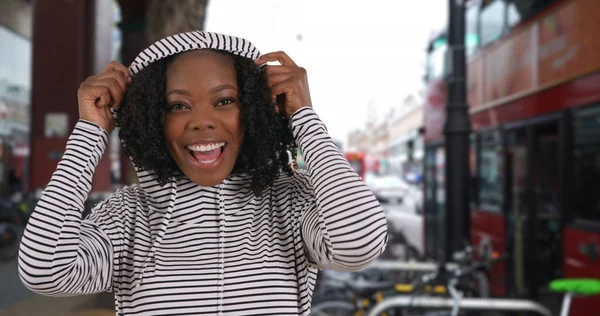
[424,147,438,259]
[426,36,447,81]
[573,105,600,222]
[507,0,558,28]
[470,133,479,205]
[507,1,521,28]
[466,4,480,56]
[349,160,363,176]
[478,131,503,211]
[480,0,506,47]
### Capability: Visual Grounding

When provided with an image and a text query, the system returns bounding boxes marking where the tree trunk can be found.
[145,0,209,44]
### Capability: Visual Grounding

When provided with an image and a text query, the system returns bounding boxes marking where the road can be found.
[382,202,424,255]
[0,257,33,311]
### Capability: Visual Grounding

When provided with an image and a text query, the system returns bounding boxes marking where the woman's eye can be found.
[168,103,187,111]
[216,98,236,106]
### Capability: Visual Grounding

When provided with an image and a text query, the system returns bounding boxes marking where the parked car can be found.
[370,175,408,204]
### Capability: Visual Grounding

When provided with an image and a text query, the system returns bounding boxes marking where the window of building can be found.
[573,105,600,223]
[480,0,506,47]
[0,26,32,104]
[478,131,503,211]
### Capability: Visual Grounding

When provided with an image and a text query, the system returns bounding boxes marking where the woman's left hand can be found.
[255,51,312,119]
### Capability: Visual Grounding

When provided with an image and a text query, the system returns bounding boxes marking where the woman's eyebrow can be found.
[209,84,237,94]
[166,89,191,97]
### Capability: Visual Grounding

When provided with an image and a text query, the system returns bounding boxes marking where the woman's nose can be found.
[187,106,218,131]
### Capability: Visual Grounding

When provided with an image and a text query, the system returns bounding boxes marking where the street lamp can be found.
[444,0,472,262]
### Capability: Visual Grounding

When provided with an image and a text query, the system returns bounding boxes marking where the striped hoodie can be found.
[18,31,388,315]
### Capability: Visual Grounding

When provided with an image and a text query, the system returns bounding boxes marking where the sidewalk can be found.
[0,292,114,316]
[0,256,114,316]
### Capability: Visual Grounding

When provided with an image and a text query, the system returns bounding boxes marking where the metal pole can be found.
[444,0,471,262]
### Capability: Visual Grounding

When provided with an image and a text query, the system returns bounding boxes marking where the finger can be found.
[112,62,132,84]
[271,80,296,99]
[102,61,132,84]
[103,103,116,123]
[255,51,297,66]
[81,85,108,103]
[264,65,295,75]
[267,73,294,88]
[95,88,112,108]
[110,61,129,76]
[90,79,124,108]
[94,72,128,94]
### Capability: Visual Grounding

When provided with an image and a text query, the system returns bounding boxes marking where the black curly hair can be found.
[115,50,297,196]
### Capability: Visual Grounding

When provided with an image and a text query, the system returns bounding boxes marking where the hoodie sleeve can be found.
[291,107,388,271]
[18,120,125,296]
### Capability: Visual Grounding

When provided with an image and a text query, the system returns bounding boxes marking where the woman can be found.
[18,31,387,315]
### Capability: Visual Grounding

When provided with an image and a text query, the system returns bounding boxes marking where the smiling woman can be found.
[18,31,388,316]
[116,47,291,194]
[162,50,247,187]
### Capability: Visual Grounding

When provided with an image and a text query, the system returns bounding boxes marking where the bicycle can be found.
[0,192,32,262]
[367,254,552,316]
[549,278,600,316]
[311,242,497,316]
[368,278,600,316]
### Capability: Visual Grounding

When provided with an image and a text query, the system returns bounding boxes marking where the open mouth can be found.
[187,142,226,165]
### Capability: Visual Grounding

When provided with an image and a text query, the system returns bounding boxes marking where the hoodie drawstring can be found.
[135,180,178,288]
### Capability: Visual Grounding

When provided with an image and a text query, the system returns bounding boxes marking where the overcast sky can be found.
[205,0,448,143]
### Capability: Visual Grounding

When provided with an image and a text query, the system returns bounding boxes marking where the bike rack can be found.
[366,296,553,316]
[366,260,459,272]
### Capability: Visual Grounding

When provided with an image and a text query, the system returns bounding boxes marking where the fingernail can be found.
[127,77,132,83]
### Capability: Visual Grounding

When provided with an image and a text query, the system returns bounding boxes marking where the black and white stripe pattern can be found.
[18,107,388,315]
[129,31,261,75]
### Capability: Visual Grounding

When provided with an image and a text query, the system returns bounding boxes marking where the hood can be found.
[129,30,261,76]
[125,31,262,289]
[127,30,262,187]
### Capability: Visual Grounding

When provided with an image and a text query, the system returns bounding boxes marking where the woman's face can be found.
[163,50,244,186]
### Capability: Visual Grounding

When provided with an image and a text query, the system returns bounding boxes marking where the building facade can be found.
[0,0,33,195]
[347,92,425,179]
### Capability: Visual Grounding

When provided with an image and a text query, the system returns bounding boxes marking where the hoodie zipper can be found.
[218,181,226,316]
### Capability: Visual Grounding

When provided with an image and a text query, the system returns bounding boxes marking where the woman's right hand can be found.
[78,61,131,133]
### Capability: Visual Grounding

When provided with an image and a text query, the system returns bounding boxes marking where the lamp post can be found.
[444,0,472,262]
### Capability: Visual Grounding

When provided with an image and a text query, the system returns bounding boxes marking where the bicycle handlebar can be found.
[410,251,507,297]
[454,253,508,279]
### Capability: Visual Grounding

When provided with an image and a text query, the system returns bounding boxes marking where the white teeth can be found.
[188,142,225,152]
[198,158,218,164]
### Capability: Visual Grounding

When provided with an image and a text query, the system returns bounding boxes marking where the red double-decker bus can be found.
[423,0,600,314]
[345,151,366,179]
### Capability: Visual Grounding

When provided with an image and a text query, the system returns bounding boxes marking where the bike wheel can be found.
[311,300,355,316]
[0,223,23,262]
